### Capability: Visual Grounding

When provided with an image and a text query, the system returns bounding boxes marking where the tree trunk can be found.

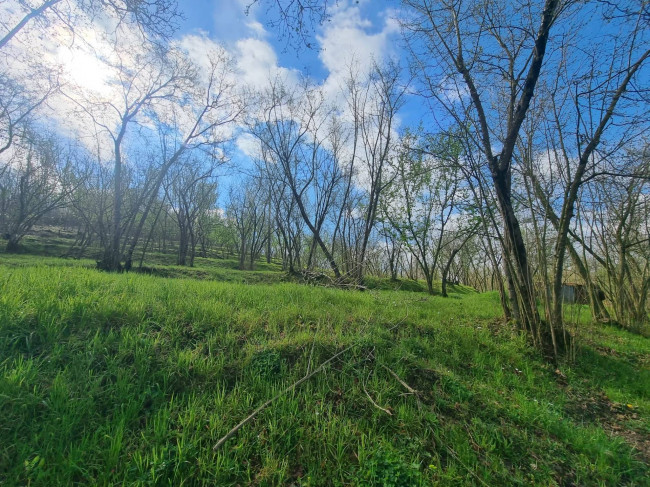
[5,235,20,253]
[441,248,460,298]
[493,166,541,342]
[99,135,126,271]
[0,0,62,50]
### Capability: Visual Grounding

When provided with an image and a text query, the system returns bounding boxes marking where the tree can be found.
[226,179,270,270]
[346,62,406,283]
[401,0,573,354]
[377,216,404,281]
[68,39,239,271]
[1,0,182,160]
[68,44,194,270]
[0,0,181,51]
[249,77,344,279]
[542,25,648,337]
[590,167,650,329]
[164,157,218,267]
[0,130,84,251]
[382,132,463,295]
[0,72,56,157]
[256,146,305,273]
[120,49,241,270]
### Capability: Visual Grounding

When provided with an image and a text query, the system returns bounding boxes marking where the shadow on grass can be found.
[364,277,477,295]
[572,346,650,400]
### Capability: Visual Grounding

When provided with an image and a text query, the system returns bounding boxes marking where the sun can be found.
[57,44,112,96]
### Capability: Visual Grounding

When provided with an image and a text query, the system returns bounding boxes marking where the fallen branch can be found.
[382,363,488,486]
[363,369,392,415]
[296,270,368,291]
[213,343,356,451]
[363,385,392,415]
[445,445,491,487]
[382,365,419,395]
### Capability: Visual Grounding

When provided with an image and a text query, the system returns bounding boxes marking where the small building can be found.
[561,282,606,304]
[561,283,588,304]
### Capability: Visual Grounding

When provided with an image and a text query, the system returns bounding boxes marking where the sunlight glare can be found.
[57,47,112,96]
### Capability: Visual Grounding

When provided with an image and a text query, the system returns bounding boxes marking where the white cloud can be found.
[235,37,299,90]
[177,32,226,74]
[246,20,268,38]
[236,132,260,159]
[1,0,404,178]
[318,1,400,98]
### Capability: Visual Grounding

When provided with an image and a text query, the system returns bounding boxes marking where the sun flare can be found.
[57,46,112,95]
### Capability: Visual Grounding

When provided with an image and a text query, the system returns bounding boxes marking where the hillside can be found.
[0,254,649,485]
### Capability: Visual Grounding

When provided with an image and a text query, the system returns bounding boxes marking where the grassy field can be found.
[0,253,649,486]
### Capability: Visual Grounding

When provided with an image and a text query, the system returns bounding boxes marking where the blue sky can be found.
[3,0,645,195]
[0,0,427,175]
[177,0,402,87]
[167,0,411,188]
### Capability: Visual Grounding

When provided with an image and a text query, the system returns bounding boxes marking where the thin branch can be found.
[213,343,356,451]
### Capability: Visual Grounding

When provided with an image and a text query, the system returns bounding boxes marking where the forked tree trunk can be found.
[492,167,544,345]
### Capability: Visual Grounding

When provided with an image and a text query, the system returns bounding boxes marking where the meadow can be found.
[0,252,649,485]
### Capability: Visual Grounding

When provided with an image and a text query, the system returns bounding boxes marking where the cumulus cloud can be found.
[235,37,296,90]
[235,132,260,159]
[1,0,403,169]
[317,1,400,100]
[177,32,226,74]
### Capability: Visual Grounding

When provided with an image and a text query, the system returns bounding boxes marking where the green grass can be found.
[0,254,649,485]
[363,276,476,295]
[135,256,287,285]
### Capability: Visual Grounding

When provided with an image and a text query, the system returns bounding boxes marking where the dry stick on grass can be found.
[214,315,409,451]
[445,445,491,487]
[213,343,356,451]
[382,365,490,487]
[382,365,419,395]
[363,368,392,416]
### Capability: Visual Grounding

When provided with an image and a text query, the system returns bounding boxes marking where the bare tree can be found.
[163,157,218,266]
[226,179,270,271]
[249,77,343,278]
[542,27,649,336]
[120,50,242,269]
[401,0,577,354]
[68,44,195,270]
[382,131,463,295]
[0,0,182,161]
[256,145,305,273]
[244,0,330,49]
[0,72,56,157]
[0,0,181,51]
[66,39,240,271]
[582,149,650,329]
[351,62,406,283]
[0,130,84,251]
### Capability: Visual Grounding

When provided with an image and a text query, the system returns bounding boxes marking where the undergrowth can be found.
[0,254,648,485]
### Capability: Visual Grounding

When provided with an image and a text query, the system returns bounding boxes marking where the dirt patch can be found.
[591,345,648,367]
[565,389,650,463]
[402,363,440,406]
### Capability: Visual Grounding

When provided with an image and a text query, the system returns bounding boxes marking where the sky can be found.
[178,0,401,78]
[173,0,406,116]
[182,0,403,190]
[0,0,412,187]
[2,0,646,188]
[175,0,409,184]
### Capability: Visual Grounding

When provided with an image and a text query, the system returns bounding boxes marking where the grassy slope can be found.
[0,255,649,486]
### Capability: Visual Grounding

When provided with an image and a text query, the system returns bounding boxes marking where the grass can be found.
[363,276,476,295]
[0,253,648,485]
